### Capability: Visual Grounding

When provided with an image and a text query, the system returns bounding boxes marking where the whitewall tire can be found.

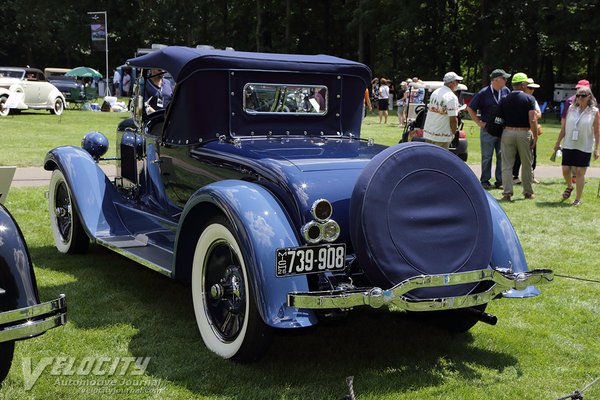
[48,170,89,254]
[191,216,271,362]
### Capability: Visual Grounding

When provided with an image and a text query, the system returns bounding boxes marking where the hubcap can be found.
[54,182,72,242]
[204,241,246,342]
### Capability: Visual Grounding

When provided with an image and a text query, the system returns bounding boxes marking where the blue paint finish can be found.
[485,192,541,297]
[0,204,40,309]
[179,180,318,328]
[199,137,385,239]
[45,146,129,238]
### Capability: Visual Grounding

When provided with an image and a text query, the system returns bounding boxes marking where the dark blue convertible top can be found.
[127,46,371,143]
[128,46,371,84]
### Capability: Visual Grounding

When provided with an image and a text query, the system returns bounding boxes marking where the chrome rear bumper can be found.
[287,268,553,311]
[0,294,67,342]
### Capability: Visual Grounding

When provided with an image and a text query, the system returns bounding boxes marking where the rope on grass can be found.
[342,376,356,400]
[555,376,600,400]
[555,274,600,284]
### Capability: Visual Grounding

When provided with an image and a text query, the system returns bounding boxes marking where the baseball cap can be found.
[576,79,590,88]
[511,72,529,84]
[443,71,463,83]
[490,69,511,79]
[526,78,540,88]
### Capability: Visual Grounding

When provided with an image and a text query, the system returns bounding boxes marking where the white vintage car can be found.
[0,67,66,116]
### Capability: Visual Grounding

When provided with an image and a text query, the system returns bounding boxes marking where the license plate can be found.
[276,244,346,277]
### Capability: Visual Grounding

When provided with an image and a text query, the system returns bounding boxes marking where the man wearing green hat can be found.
[498,72,539,201]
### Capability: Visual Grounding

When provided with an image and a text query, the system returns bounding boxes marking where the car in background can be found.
[400,80,469,161]
[0,67,66,116]
[44,46,552,362]
[44,68,84,101]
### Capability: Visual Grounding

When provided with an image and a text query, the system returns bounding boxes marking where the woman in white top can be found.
[378,78,390,124]
[554,86,600,206]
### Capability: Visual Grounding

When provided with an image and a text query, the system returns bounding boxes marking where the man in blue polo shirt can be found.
[467,69,511,190]
[499,72,538,201]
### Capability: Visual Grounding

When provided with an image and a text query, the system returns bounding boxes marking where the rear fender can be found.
[175,180,317,329]
[486,192,540,297]
[0,204,40,310]
[45,89,65,106]
[44,146,129,238]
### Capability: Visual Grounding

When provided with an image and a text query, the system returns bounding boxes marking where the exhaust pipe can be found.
[464,308,498,326]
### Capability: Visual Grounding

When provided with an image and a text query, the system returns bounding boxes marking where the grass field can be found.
[0,109,599,399]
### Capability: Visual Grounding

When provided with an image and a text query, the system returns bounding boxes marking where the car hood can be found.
[0,77,22,88]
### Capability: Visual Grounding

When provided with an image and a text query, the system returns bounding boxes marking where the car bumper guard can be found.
[287,268,553,311]
[0,294,67,342]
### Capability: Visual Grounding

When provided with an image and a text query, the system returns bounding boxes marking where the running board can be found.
[96,236,174,278]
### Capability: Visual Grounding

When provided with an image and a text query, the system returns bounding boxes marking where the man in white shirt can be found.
[423,72,463,149]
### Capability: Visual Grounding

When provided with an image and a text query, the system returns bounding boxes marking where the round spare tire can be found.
[350,142,493,298]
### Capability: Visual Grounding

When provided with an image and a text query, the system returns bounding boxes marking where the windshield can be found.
[0,69,25,79]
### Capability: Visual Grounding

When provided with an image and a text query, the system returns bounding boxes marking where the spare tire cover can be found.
[350,142,493,298]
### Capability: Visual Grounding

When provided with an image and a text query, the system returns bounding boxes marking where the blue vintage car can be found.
[44,46,552,362]
[0,203,66,381]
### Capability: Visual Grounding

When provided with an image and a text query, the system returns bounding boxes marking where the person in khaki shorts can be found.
[498,72,538,201]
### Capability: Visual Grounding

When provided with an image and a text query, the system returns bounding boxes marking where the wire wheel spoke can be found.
[205,241,246,342]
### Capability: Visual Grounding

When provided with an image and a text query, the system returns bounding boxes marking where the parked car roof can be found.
[127,46,372,84]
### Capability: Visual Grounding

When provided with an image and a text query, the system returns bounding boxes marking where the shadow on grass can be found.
[534,200,574,208]
[31,244,518,399]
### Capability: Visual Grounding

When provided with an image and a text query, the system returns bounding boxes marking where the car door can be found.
[36,72,53,106]
[21,74,39,105]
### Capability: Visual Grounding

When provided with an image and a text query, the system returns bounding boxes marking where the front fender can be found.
[5,85,27,109]
[0,204,40,310]
[44,146,129,239]
[486,192,540,297]
[176,180,317,329]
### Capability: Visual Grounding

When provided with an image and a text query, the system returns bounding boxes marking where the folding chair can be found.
[69,88,85,110]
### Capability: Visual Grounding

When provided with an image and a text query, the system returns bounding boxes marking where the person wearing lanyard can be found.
[498,72,538,201]
[144,68,173,117]
[467,69,511,190]
[553,86,600,206]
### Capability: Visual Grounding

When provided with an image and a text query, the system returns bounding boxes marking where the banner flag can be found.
[89,12,106,52]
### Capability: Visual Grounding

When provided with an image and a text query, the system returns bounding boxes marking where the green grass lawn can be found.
[361,110,598,169]
[0,108,599,399]
[0,109,128,167]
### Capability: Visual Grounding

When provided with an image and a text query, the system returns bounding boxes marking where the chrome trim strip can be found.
[0,294,67,342]
[287,268,554,311]
[0,294,66,325]
[0,313,67,342]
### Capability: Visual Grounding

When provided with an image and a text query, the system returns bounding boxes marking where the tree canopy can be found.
[1,0,598,101]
